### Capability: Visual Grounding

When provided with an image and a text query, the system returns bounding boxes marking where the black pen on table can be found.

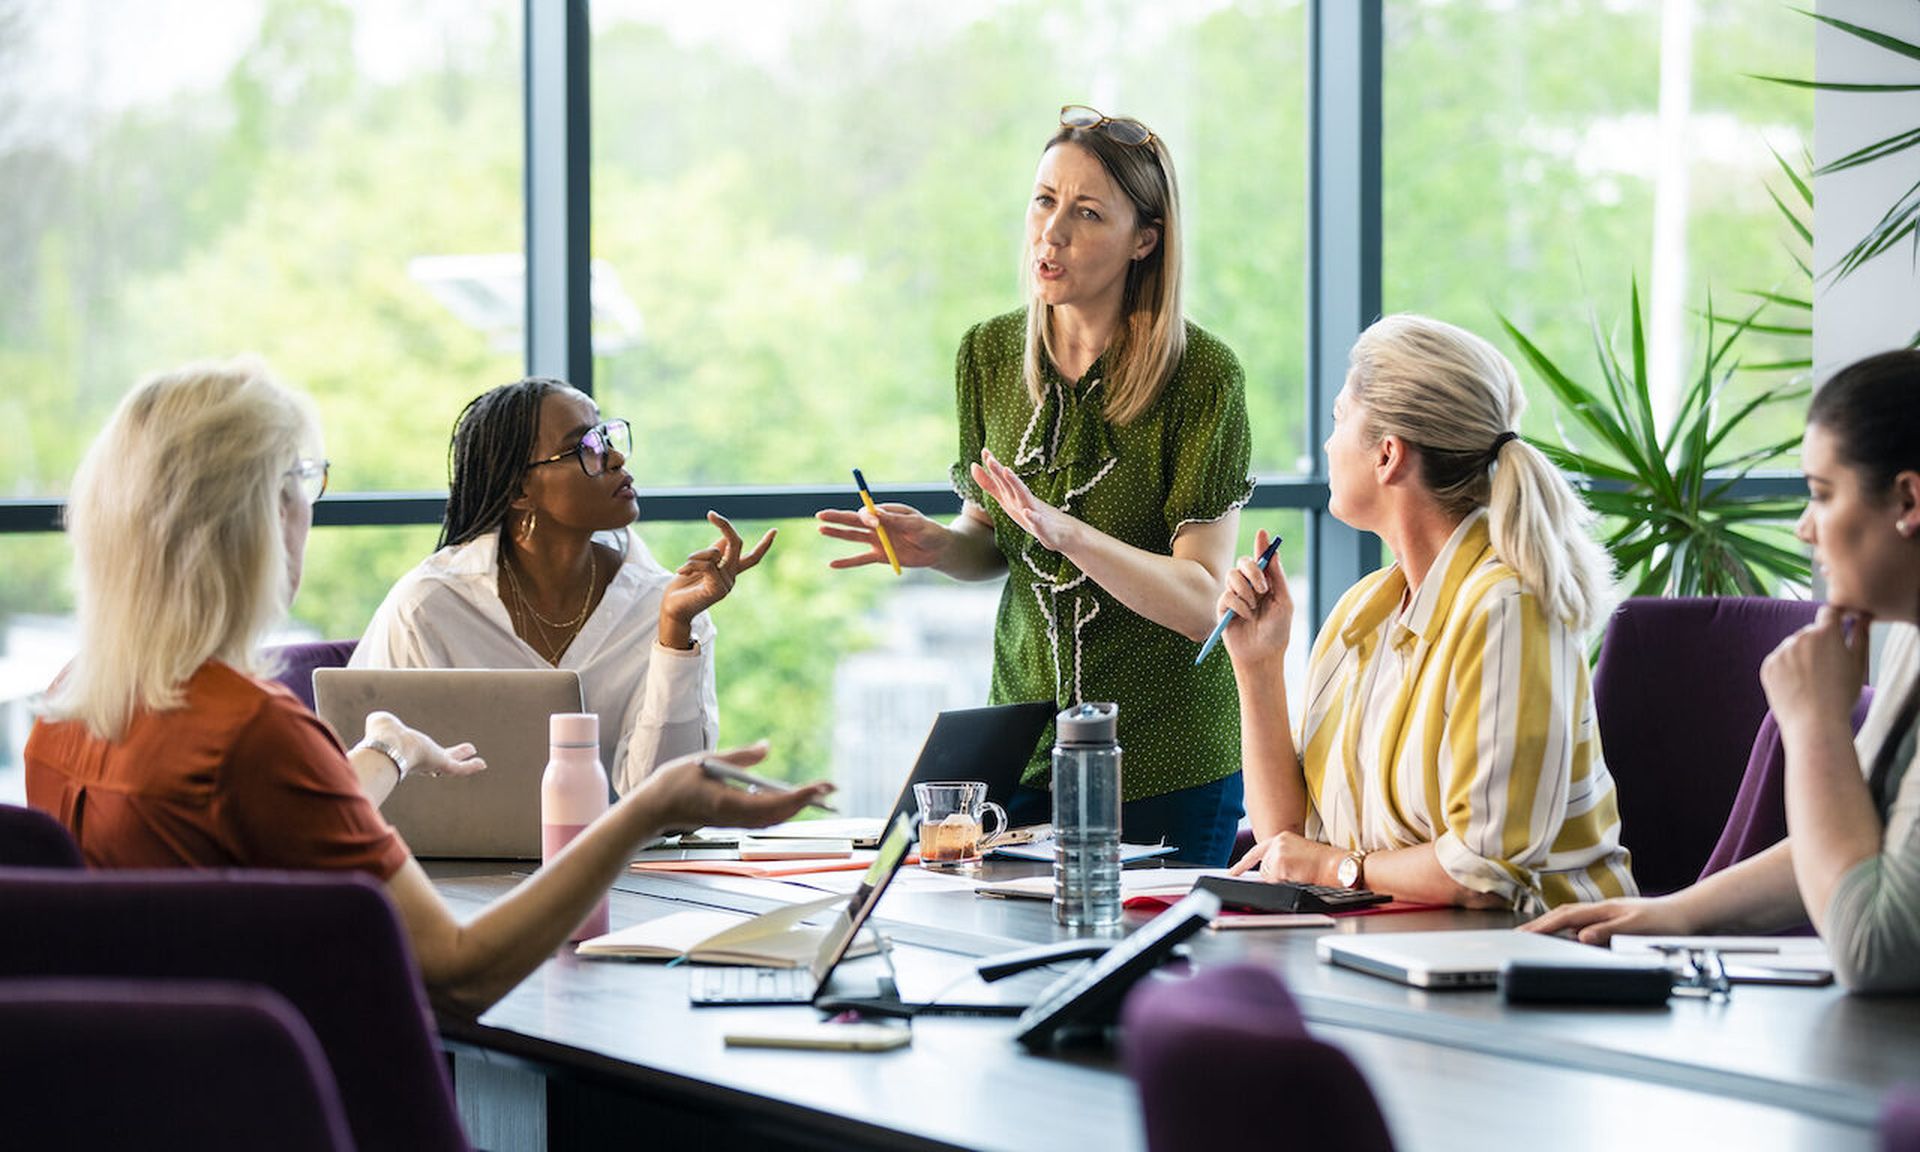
[698,758,839,814]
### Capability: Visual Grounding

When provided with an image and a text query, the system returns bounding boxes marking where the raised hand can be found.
[970,448,1078,553]
[660,511,775,643]
[1761,605,1873,737]
[1218,529,1295,667]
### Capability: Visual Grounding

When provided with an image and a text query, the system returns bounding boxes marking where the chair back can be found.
[1122,964,1393,1152]
[264,639,360,712]
[0,803,83,868]
[0,977,355,1152]
[1886,1082,1920,1152]
[1592,596,1818,894]
[0,868,467,1152]
[1699,688,1876,885]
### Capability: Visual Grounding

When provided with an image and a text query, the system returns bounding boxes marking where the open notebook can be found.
[579,814,913,975]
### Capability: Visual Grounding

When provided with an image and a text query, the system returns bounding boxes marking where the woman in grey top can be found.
[1530,349,1920,993]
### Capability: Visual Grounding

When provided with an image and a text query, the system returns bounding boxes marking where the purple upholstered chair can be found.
[264,638,360,712]
[0,803,83,868]
[0,869,468,1152]
[1122,964,1394,1152]
[0,977,355,1152]
[1698,690,1876,883]
[1885,1083,1920,1152]
[1592,596,1820,895]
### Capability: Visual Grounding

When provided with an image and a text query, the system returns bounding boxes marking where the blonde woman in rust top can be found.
[25,358,829,1018]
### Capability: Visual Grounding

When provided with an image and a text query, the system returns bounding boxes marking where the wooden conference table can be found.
[431,857,1918,1152]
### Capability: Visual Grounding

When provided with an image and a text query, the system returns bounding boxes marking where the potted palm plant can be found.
[1501,283,1811,598]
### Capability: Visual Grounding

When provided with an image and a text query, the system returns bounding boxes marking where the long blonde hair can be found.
[1022,122,1185,427]
[47,358,320,739]
[1348,314,1616,636]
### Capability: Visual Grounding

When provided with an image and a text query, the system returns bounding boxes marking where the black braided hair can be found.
[438,377,570,550]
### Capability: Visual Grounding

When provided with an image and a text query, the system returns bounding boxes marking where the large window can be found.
[0,0,524,797]
[1383,0,1815,459]
[587,1,1313,798]
[589,0,1312,482]
[0,2,1819,806]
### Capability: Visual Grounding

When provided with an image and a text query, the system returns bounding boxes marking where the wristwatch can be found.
[1337,849,1369,890]
[356,736,409,782]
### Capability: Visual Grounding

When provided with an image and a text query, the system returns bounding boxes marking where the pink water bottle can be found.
[541,712,610,941]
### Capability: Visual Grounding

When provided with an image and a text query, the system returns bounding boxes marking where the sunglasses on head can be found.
[1060,104,1157,148]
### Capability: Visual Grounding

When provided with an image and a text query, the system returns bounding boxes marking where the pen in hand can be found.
[1194,534,1284,665]
[698,758,840,814]
[851,468,903,575]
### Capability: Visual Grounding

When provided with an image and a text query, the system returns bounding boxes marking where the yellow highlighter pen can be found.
[851,468,902,575]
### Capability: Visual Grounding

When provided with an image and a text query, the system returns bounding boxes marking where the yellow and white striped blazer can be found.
[1299,511,1637,911]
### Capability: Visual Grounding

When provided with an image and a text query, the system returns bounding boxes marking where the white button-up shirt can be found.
[350,528,717,794]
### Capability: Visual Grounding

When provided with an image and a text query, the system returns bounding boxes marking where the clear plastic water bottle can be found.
[541,712,610,941]
[1052,701,1122,929]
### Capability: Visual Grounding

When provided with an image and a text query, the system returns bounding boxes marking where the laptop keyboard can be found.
[689,965,815,1006]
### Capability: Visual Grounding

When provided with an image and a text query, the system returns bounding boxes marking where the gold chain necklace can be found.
[501,548,598,663]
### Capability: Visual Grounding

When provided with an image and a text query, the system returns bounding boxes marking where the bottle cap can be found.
[549,712,599,748]
[1055,701,1118,745]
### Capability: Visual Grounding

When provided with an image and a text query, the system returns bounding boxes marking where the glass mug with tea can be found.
[912,781,1008,873]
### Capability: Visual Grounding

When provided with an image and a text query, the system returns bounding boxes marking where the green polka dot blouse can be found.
[950,309,1255,802]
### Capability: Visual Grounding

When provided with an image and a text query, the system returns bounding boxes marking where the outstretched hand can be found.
[368,710,487,780]
[660,511,774,642]
[970,448,1078,553]
[637,742,835,834]
[815,502,950,570]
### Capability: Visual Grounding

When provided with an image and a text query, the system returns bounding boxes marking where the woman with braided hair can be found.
[354,378,772,794]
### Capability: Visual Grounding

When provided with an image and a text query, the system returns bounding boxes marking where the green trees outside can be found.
[0,0,1812,781]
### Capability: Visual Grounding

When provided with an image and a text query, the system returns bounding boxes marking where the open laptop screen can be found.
[808,812,916,986]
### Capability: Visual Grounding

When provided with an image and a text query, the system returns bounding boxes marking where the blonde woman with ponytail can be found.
[1219,314,1635,912]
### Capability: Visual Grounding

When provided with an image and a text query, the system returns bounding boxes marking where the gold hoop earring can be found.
[520,509,537,545]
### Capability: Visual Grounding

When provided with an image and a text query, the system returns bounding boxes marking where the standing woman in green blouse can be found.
[819,106,1254,864]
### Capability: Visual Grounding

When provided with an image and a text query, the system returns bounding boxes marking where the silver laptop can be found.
[1317,929,1654,989]
[312,667,584,860]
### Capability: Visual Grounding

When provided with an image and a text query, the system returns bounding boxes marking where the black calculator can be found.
[1196,875,1393,914]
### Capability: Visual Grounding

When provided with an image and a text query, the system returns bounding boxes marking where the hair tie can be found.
[1489,430,1519,457]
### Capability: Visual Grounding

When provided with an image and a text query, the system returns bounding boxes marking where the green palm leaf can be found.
[1502,282,1808,602]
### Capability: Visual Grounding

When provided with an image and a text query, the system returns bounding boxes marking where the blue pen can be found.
[1194,534,1284,665]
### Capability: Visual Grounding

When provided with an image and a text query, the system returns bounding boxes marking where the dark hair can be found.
[438,377,568,549]
[1807,349,1920,494]
[1809,349,1920,816]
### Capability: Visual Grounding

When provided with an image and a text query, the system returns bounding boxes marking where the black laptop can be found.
[884,699,1053,828]
[681,700,1053,849]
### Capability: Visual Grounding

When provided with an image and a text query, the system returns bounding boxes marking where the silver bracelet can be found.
[355,736,409,782]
